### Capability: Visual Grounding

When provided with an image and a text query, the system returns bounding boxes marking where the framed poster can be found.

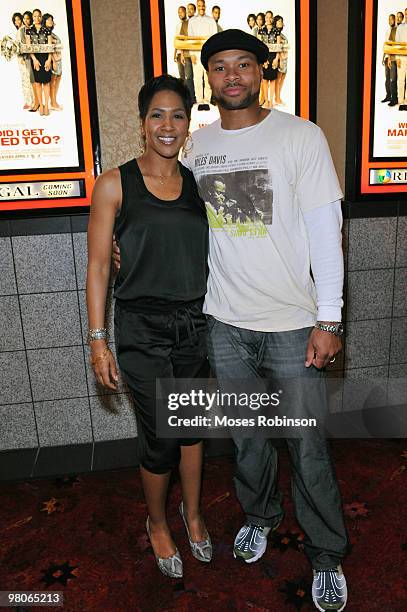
[347,0,407,200]
[0,0,100,214]
[140,0,316,132]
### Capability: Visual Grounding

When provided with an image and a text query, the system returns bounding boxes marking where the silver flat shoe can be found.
[145,517,183,578]
[179,502,212,562]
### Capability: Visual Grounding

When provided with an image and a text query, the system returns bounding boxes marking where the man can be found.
[396,8,407,110]
[114,29,349,612]
[188,30,349,612]
[174,5,195,102]
[211,5,222,32]
[187,0,217,110]
[382,14,398,106]
[187,2,196,18]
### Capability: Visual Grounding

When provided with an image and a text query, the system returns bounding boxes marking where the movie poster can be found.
[161,0,296,133]
[356,0,407,195]
[373,0,407,159]
[0,0,96,212]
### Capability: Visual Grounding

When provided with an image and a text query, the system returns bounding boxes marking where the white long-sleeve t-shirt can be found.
[182,110,344,331]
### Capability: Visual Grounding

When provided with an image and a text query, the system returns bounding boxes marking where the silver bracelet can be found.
[87,328,108,344]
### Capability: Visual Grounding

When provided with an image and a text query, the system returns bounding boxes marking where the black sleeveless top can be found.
[113,159,208,310]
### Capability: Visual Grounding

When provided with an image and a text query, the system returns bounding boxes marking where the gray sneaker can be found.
[312,565,347,611]
[233,523,271,563]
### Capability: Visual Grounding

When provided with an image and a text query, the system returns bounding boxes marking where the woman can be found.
[87,75,211,579]
[43,14,62,110]
[252,12,266,104]
[259,11,279,109]
[246,13,256,33]
[22,11,39,111]
[12,11,34,109]
[252,12,265,38]
[26,8,52,115]
[274,15,288,106]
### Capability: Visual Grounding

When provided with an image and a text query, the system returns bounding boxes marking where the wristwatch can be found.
[314,322,344,337]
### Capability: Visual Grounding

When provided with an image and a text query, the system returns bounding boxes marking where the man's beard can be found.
[213,87,261,111]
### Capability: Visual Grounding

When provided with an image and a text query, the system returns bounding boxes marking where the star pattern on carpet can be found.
[173,581,210,599]
[206,491,230,508]
[213,541,232,558]
[390,465,406,480]
[178,582,211,600]
[40,497,66,515]
[41,562,79,587]
[1,445,406,610]
[173,581,187,594]
[271,530,304,552]
[343,501,369,518]
[2,516,32,533]
[278,578,312,610]
[244,601,271,611]
[261,560,276,579]
[54,475,81,489]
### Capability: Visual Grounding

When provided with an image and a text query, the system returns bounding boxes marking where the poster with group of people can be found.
[373,0,407,160]
[0,0,96,211]
[162,0,296,132]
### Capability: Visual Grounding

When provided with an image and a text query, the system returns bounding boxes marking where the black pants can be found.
[114,300,209,474]
[385,60,398,103]
[176,54,195,102]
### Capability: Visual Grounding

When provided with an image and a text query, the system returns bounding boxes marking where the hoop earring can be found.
[138,121,146,155]
[182,131,193,156]
[138,137,145,155]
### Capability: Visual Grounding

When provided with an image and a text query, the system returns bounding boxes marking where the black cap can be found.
[200,29,269,70]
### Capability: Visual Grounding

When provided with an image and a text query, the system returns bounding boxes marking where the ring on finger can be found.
[329,356,336,364]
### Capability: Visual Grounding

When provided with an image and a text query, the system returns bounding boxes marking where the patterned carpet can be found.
[1,439,407,611]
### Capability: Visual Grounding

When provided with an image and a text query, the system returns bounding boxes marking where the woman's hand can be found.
[86,168,121,386]
[272,58,278,69]
[45,58,51,71]
[90,339,119,390]
[33,58,40,71]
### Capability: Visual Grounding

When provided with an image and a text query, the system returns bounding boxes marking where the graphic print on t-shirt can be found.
[193,154,273,238]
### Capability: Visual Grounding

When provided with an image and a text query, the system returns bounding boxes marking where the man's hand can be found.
[191,55,197,64]
[180,51,185,65]
[305,327,342,369]
[397,59,401,68]
[112,235,121,272]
